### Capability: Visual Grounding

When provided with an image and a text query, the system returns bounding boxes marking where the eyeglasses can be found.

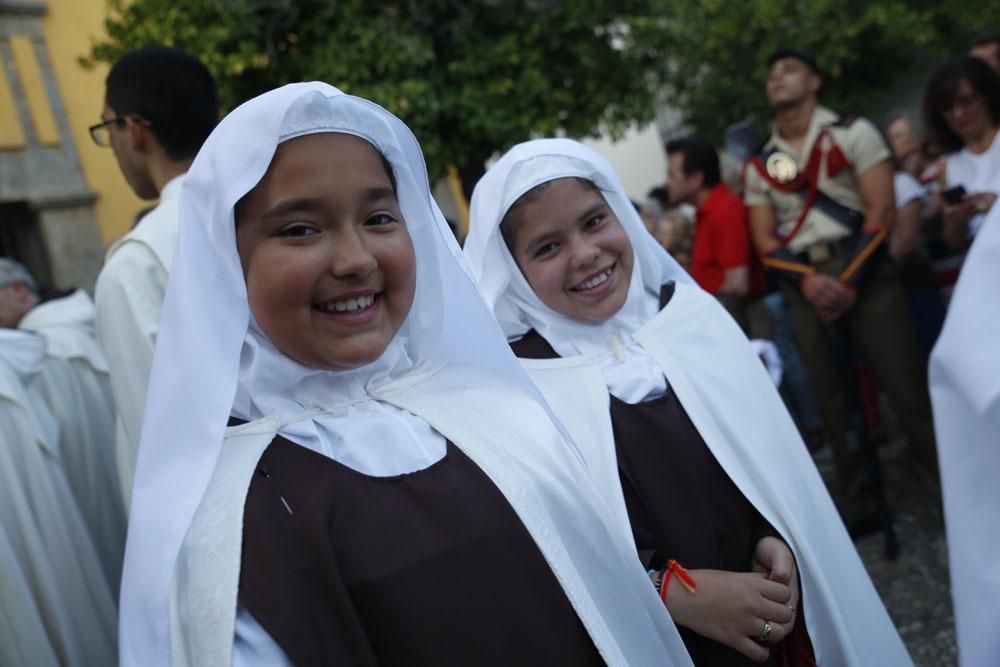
[942,92,983,117]
[88,115,152,147]
[88,116,126,147]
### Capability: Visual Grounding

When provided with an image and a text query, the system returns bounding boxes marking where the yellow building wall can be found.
[42,0,145,246]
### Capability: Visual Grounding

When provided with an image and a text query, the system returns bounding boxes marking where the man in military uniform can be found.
[745,49,938,530]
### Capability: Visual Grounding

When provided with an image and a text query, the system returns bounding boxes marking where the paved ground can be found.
[814,439,957,666]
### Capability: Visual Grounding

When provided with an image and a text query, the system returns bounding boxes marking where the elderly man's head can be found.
[0,259,39,328]
[886,110,925,161]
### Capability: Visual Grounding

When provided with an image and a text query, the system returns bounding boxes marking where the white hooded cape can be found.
[929,203,1000,667]
[464,138,912,667]
[19,289,126,593]
[0,329,117,665]
[120,84,694,667]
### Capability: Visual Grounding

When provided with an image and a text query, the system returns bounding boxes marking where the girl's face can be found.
[507,178,633,324]
[236,133,416,371]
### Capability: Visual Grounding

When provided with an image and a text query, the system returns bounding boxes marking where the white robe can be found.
[0,519,59,666]
[95,175,183,508]
[519,283,912,667]
[20,289,126,593]
[929,204,1000,667]
[170,365,694,667]
[0,334,118,665]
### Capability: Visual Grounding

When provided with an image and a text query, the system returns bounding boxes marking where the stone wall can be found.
[0,0,104,291]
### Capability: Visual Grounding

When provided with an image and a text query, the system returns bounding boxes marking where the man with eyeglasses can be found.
[744,49,939,537]
[92,46,218,507]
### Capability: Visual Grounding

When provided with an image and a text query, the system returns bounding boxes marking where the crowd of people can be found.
[0,34,997,667]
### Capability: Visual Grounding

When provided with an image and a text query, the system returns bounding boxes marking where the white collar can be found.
[158,174,185,202]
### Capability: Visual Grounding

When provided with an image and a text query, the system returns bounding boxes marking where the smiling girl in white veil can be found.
[118,84,694,667]
[464,138,912,667]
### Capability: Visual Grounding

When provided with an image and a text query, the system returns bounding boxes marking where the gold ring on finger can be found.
[759,621,772,642]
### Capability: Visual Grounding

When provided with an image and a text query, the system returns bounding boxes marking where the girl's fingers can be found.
[757,597,795,625]
[750,615,790,645]
[733,636,771,663]
[757,578,792,604]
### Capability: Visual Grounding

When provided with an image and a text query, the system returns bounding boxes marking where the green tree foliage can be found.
[85,0,675,188]
[656,0,995,142]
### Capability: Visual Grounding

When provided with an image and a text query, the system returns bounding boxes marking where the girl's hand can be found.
[754,536,800,642]
[665,568,794,662]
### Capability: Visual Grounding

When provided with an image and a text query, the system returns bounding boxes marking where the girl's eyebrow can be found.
[576,202,607,223]
[260,197,325,220]
[260,187,397,220]
[363,186,397,204]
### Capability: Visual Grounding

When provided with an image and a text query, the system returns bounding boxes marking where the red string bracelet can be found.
[660,559,696,603]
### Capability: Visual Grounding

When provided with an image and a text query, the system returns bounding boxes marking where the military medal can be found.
[765,152,799,184]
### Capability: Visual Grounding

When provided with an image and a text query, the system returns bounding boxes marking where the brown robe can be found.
[235,424,604,667]
[511,283,804,667]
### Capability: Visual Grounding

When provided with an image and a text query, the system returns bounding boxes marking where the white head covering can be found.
[464,138,695,402]
[0,329,60,457]
[120,84,569,663]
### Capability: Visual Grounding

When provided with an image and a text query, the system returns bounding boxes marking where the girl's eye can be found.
[583,215,605,230]
[533,242,559,259]
[365,213,398,227]
[277,223,318,238]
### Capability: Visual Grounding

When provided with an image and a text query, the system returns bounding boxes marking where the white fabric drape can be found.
[0,329,117,665]
[20,290,126,593]
[95,175,183,510]
[930,203,1000,667]
[121,84,693,667]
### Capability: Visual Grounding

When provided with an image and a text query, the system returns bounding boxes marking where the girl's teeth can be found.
[323,294,374,312]
[580,270,610,290]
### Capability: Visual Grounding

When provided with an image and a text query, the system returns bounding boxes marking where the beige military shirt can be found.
[744,106,890,253]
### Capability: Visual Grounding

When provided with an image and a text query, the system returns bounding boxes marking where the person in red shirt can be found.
[666,137,753,326]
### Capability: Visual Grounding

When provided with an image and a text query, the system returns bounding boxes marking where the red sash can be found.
[746,128,851,247]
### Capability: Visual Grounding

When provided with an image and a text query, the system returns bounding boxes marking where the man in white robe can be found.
[0,329,117,665]
[92,46,218,506]
[929,203,1000,667]
[0,258,126,592]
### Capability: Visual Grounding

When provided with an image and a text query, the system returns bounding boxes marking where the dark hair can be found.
[766,48,821,75]
[499,177,600,251]
[971,32,1000,50]
[665,137,720,188]
[106,46,219,161]
[923,57,1000,153]
[646,186,670,208]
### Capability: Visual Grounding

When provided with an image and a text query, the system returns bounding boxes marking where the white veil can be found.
[464,138,695,401]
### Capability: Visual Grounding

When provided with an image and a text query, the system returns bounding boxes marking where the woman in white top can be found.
[118,83,693,667]
[464,138,913,667]
[924,57,1000,247]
